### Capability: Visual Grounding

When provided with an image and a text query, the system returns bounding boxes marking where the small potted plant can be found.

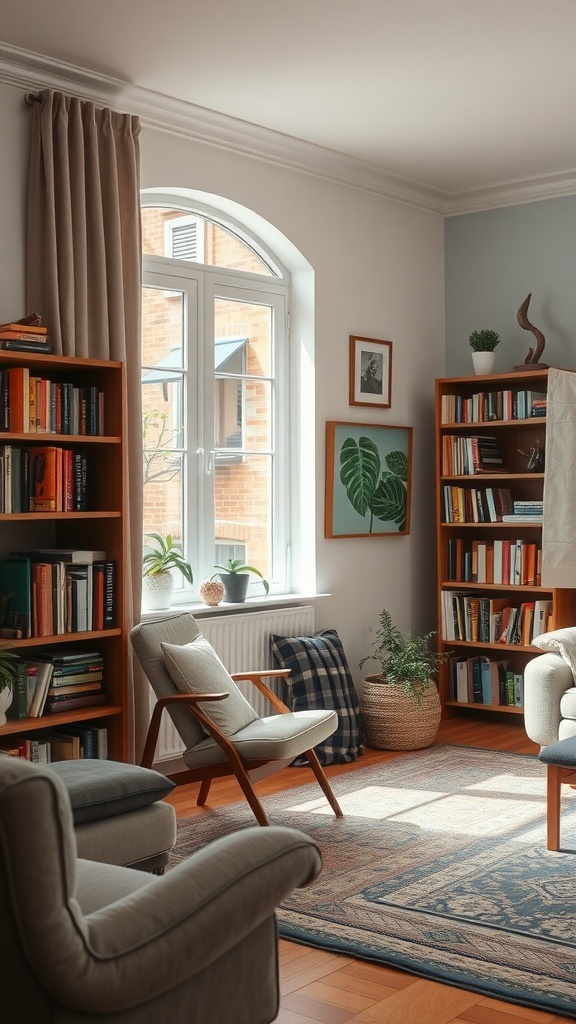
[469,328,501,375]
[0,643,19,725]
[213,558,269,604]
[142,533,193,611]
[359,609,450,750]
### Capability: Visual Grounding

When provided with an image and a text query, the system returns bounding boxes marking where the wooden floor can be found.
[166,716,573,1024]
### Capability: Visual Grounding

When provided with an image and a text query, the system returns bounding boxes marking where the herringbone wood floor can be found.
[165,716,573,1024]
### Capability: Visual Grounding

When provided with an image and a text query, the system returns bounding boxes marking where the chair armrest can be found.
[231,669,292,714]
[51,827,321,1013]
[524,652,575,747]
[141,691,229,769]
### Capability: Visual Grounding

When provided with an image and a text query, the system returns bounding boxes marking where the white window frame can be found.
[141,201,291,601]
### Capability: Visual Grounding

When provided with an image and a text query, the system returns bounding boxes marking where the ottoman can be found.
[538,736,576,852]
[48,759,177,872]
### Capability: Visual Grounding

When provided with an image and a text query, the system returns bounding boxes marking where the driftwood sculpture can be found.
[514,292,548,371]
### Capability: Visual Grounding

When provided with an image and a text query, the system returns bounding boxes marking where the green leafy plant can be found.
[340,439,408,532]
[0,642,19,694]
[469,329,501,352]
[212,558,269,595]
[143,533,193,585]
[360,609,450,706]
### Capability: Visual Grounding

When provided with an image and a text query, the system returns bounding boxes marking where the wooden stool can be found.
[538,736,576,851]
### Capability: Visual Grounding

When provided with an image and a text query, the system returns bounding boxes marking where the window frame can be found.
[141,201,291,603]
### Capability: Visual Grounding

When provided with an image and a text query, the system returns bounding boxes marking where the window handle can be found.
[196,447,213,475]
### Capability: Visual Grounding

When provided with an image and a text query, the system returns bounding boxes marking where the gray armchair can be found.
[0,756,322,1023]
[131,612,343,825]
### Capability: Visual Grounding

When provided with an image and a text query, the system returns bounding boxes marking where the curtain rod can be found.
[25,92,43,105]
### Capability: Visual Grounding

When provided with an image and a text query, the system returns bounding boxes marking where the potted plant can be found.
[213,558,269,603]
[359,609,450,750]
[469,328,500,375]
[142,533,193,611]
[0,643,19,725]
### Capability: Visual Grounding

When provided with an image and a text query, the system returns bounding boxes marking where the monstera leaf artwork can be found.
[326,423,412,537]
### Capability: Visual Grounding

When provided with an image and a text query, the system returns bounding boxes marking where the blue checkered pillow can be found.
[270,629,363,765]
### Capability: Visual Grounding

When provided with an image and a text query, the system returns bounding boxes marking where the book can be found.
[0,557,31,639]
[26,660,54,717]
[0,320,47,335]
[6,661,29,720]
[42,731,81,761]
[44,691,106,713]
[32,447,60,511]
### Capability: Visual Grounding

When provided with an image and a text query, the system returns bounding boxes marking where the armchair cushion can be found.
[533,627,576,680]
[162,634,259,736]
[48,759,175,824]
[271,628,363,764]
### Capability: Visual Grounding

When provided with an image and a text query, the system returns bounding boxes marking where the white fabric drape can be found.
[541,367,576,588]
[26,89,145,760]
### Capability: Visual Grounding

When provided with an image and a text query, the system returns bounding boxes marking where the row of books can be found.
[442,485,513,524]
[441,434,506,476]
[7,649,106,719]
[0,444,88,513]
[0,317,53,354]
[0,365,104,435]
[447,656,524,707]
[441,591,551,645]
[447,538,541,586]
[440,389,547,425]
[0,725,108,761]
[0,550,115,639]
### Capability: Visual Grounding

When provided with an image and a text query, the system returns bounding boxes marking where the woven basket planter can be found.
[360,674,441,750]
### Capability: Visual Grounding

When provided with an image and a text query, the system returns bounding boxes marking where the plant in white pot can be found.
[359,609,450,750]
[469,328,500,375]
[142,533,193,611]
[0,643,19,726]
[213,558,269,603]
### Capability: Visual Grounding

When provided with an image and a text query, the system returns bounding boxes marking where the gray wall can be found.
[445,196,576,377]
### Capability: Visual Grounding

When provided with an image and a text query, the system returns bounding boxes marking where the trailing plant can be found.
[143,533,194,585]
[469,329,500,352]
[212,558,269,595]
[339,438,408,532]
[360,609,450,706]
[0,642,19,694]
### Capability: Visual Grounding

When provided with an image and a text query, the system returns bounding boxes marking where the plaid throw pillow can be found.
[270,629,363,765]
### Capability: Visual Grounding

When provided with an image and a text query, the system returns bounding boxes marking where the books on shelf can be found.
[0,369,104,435]
[0,445,89,512]
[447,655,519,706]
[5,552,115,637]
[445,538,541,586]
[440,388,546,425]
[441,435,507,475]
[0,725,108,761]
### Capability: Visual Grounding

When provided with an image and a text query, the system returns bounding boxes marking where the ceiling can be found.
[2,0,576,208]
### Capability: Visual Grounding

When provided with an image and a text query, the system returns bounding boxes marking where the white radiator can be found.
[156,604,315,761]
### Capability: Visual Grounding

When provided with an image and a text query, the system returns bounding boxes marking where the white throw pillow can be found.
[161,635,259,736]
[532,627,576,678]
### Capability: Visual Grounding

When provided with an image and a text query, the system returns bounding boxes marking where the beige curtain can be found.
[27,89,145,761]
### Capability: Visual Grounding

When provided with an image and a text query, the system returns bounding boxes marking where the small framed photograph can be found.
[325,420,412,538]
[349,335,392,408]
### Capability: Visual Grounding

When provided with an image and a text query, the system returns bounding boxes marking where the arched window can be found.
[141,198,293,602]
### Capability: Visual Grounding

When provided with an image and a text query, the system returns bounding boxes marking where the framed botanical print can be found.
[349,335,392,408]
[325,420,412,538]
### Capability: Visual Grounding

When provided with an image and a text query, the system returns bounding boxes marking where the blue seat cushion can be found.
[48,759,175,824]
[538,736,576,766]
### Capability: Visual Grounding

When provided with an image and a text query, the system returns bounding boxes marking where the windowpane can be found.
[142,452,184,558]
[142,286,184,368]
[142,207,275,276]
[215,298,272,377]
[214,379,272,451]
[214,454,272,580]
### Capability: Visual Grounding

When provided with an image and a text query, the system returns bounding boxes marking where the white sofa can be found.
[524,651,576,747]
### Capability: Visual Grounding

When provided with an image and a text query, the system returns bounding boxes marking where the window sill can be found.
[140,592,330,621]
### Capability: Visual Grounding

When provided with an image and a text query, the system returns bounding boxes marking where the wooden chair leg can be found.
[229,760,270,826]
[547,764,562,851]
[197,779,211,806]
[304,748,344,818]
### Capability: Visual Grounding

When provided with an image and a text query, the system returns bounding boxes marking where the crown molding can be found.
[445,169,576,215]
[0,42,448,214]
[3,43,576,218]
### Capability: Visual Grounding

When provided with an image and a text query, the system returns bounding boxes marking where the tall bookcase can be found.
[435,368,576,720]
[0,350,127,759]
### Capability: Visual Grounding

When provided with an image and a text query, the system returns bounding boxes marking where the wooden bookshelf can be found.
[435,369,576,721]
[0,351,127,759]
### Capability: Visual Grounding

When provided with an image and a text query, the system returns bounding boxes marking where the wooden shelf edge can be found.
[0,705,123,736]
[444,700,524,715]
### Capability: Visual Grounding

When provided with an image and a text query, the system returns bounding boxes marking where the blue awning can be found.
[142,337,248,384]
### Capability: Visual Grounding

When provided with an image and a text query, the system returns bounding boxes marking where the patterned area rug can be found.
[170,744,576,1019]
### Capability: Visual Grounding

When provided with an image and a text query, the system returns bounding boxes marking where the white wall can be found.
[0,79,446,688]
